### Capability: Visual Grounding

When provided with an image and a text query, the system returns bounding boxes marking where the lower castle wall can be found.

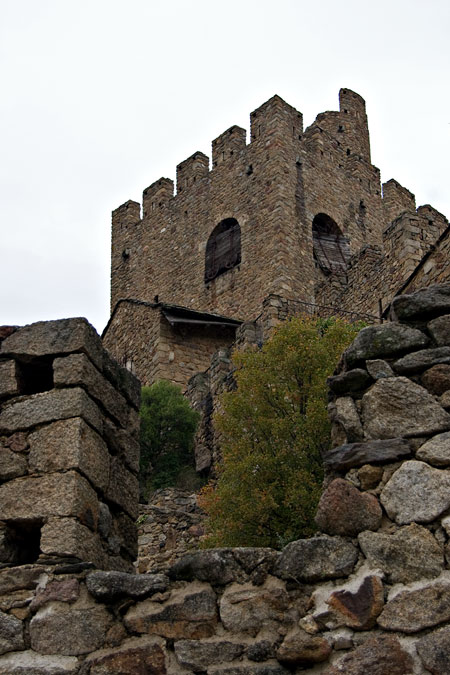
[3,286,450,673]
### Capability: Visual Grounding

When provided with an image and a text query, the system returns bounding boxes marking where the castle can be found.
[103,88,449,390]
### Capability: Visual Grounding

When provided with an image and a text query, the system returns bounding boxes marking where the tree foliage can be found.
[199,316,363,548]
[139,380,200,497]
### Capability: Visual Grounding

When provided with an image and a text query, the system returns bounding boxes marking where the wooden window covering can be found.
[312,213,350,276]
[205,218,241,282]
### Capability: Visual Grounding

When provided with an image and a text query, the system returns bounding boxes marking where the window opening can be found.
[312,213,350,276]
[205,218,241,283]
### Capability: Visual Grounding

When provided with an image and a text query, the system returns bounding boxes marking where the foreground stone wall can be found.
[4,286,450,673]
[0,319,140,572]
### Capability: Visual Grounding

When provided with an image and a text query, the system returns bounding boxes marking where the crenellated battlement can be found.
[212,125,246,168]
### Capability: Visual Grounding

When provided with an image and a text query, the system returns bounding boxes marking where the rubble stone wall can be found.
[3,286,450,672]
[0,318,141,573]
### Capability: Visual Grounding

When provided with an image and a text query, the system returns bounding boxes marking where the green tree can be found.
[139,380,200,497]
[199,316,363,548]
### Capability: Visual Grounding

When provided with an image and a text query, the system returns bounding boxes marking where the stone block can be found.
[393,346,450,374]
[378,575,450,632]
[0,447,27,481]
[175,639,245,670]
[416,430,450,466]
[30,579,79,612]
[30,602,112,655]
[327,635,413,674]
[1,318,103,370]
[103,419,140,474]
[107,457,139,520]
[0,610,24,655]
[344,324,428,368]
[0,360,19,399]
[428,313,450,346]
[28,418,110,493]
[323,438,411,471]
[86,571,168,602]
[124,584,218,639]
[358,523,444,583]
[219,579,290,637]
[417,625,450,675]
[102,347,141,410]
[390,285,450,321]
[0,566,42,595]
[380,460,450,524]
[40,518,106,568]
[276,629,332,666]
[361,376,450,439]
[0,650,79,675]
[315,479,382,537]
[365,359,394,379]
[0,472,99,528]
[421,363,450,395]
[0,388,103,434]
[85,637,166,675]
[326,575,384,631]
[275,536,358,583]
[327,368,372,395]
[53,354,129,429]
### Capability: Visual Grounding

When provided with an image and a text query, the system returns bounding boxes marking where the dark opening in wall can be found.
[17,357,53,395]
[312,213,350,277]
[205,218,241,283]
[0,520,42,565]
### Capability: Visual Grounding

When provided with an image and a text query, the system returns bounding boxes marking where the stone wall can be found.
[0,318,141,572]
[137,489,205,574]
[4,287,450,672]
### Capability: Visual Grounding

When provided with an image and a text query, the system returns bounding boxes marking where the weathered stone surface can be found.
[208,664,290,674]
[0,566,42,595]
[175,639,245,670]
[28,418,110,492]
[0,471,99,527]
[326,575,384,630]
[361,376,450,439]
[378,576,450,632]
[365,359,394,380]
[106,457,139,520]
[124,583,217,639]
[417,625,450,675]
[169,549,243,584]
[344,323,428,368]
[428,313,450,346]
[30,579,79,612]
[86,636,166,675]
[0,610,24,655]
[247,641,275,662]
[220,579,290,636]
[327,369,372,395]
[440,389,450,409]
[54,354,130,429]
[416,431,450,466]
[380,460,450,524]
[359,523,444,583]
[231,548,278,578]
[276,629,331,666]
[333,397,363,442]
[357,464,383,490]
[1,318,103,370]
[393,346,450,374]
[87,571,168,602]
[0,447,27,481]
[0,387,103,434]
[5,432,29,453]
[326,635,414,674]
[421,364,450,395]
[30,602,112,655]
[391,285,450,321]
[113,512,138,560]
[0,650,79,675]
[40,518,106,568]
[101,347,141,411]
[0,360,19,399]
[323,438,411,471]
[274,536,358,583]
[103,419,140,474]
[315,479,382,537]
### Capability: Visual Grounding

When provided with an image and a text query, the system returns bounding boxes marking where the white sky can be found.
[1,0,449,334]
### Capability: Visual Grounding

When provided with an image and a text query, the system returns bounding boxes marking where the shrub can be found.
[139,380,200,498]
[199,316,363,548]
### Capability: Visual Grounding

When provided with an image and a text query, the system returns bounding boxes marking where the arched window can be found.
[312,213,350,276]
[205,218,241,283]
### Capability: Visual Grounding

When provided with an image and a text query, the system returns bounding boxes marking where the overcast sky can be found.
[1,0,449,334]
